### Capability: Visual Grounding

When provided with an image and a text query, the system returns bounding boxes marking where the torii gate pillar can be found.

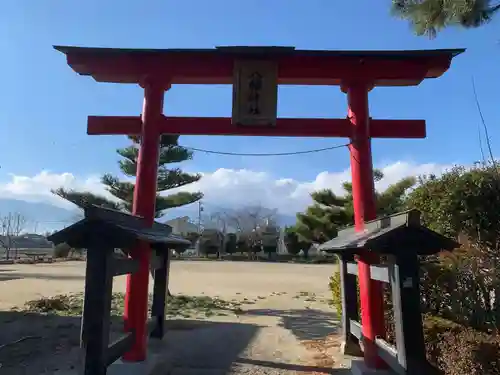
[123,81,165,360]
[345,82,385,367]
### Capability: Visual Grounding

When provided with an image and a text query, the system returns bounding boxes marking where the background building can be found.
[164,216,198,235]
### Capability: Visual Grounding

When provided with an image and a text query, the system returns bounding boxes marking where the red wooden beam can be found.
[87,116,141,135]
[69,54,429,84]
[58,46,460,86]
[88,116,426,138]
[369,119,426,138]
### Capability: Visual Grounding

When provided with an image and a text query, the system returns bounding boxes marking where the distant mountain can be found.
[0,199,77,233]
[0,199,299,233]
[162,205,297,228]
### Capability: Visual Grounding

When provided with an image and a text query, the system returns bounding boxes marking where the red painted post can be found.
[346,82,386,369]
[123,81,164,361]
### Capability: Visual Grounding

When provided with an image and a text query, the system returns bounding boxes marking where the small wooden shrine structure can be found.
[48,205,191,375]
[319,209,458,373]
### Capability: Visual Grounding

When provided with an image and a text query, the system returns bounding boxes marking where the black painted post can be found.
[165,249,172,297]
[151,249,169,339]
[390,254,427,374]
[80,245,114,375]
[339,253,362,356]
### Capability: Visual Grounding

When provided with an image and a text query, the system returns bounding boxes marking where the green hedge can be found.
[328,271,343,318]
[423,316,500,375]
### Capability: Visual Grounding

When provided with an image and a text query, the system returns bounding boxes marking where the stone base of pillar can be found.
[350,360,395,375]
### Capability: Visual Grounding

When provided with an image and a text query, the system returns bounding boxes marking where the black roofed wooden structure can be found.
[49,204,191,251]
[48,205,191,375]
[318,209,457,255]
[319,209,459,375]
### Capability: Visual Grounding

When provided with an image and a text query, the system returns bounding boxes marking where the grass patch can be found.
[293,291,330,303]
[270,291,287,296]
[295,291,317,301]
[15,293,248,319]
[166,295,244,318]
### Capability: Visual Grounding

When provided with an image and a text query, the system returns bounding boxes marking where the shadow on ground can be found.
[158,319,346,374]
[159,319,259,373]
[1,309,258,375]
[0,271,85,281]
[0,310,86,374]
[0,309,344,375]
[1,310,148,374]
[236,358,350,375]
[0,269,23,281]
[1,310,257,375]
[243,308,339,341]
[233,358,349,374]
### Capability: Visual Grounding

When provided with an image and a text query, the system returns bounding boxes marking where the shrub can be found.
[422,315,463,367]
[284,227,308,256]
[423,316,500,375]
[328,266,360,319]
[408,165,500,332]
[439,329,500,375]
[329,271,343,318]
[184,232,200,246]
[225,233,237,254]
[52,243,72,258]
[419,247,500,332]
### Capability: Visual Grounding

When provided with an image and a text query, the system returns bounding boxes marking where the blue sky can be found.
[0,1,499,221]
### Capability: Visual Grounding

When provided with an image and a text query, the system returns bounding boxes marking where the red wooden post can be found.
[123,81,164,361]
[346,82,386,369]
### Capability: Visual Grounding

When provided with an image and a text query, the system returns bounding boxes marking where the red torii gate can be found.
[55,45,463,369]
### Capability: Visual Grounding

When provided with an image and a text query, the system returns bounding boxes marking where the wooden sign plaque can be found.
[232,60,278,127]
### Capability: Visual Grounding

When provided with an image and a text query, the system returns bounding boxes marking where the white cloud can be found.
[0,171,114,209]
[0,161,451,216]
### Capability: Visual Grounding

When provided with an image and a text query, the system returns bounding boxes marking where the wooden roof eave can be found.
[54,46,465,86]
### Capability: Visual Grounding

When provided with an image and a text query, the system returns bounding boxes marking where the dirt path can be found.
[0,261,349,374]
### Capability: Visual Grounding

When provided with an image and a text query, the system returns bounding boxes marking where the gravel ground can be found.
[0,261,350,374]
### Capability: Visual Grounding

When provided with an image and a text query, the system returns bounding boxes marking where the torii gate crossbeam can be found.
[87,116,426,138]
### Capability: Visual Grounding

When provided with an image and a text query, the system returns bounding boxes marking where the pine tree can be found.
[294,189,351,245]
[54,134,203,216]
[340,170,416,219]
[52,189,121,211]
[101,134,203,216]
[284,226,310,256]
[293,170,416,245]
[392,0,500,37]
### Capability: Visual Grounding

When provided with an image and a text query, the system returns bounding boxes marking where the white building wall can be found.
[165,217,198,235]
[277,228,287,254]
